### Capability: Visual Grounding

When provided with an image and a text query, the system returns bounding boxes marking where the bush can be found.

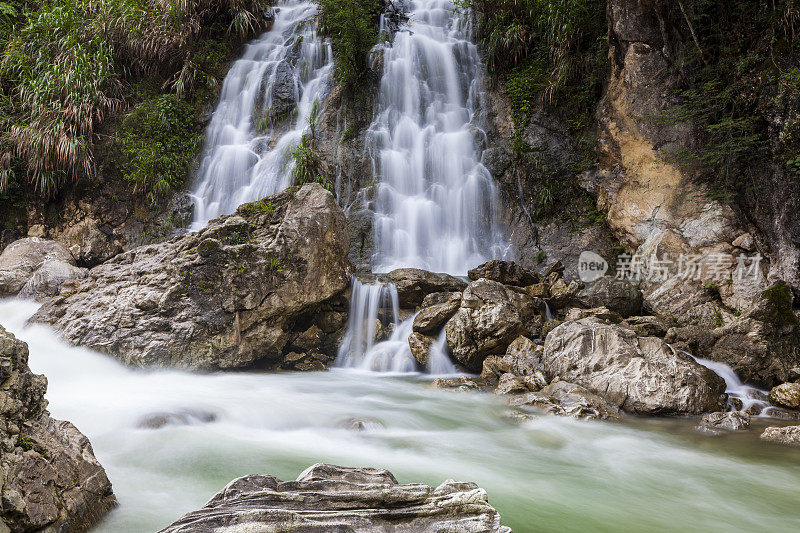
[0,0,269,196]
[317,0,381,90]
[459,0,607,137]
[120,93,202,205]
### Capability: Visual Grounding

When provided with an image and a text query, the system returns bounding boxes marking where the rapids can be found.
[3,300,800,533]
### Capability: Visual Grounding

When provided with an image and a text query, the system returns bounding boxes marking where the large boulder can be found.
[578,276,643,318]
[158,463,511,533]
[386,268,467,308]
[413,293,462,335]
[769,383,800,410]
[543,319,726,415]
[33,185,352,370]
[467,260,539,287]
[0,238,86,300]
[1,326,116,532]
[445,280,542,372]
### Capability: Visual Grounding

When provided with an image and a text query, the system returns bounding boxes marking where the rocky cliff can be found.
[0,326,116,532]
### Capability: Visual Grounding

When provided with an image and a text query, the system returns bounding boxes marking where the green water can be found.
[3,300,800,532]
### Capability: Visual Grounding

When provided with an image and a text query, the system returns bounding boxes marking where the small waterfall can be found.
[367,0,508,274]
[336,277,417,372]
[690,354,773,415]
[189,1,332,229]
[428,329,457,375]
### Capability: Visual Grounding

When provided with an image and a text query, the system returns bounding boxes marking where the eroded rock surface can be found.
[34,184,352,370]
[0,238,86,300]
[1,326,116,532]
[158,463,511,533]
[543,319,725,415]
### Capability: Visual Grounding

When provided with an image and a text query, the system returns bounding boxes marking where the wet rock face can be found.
[769,383,800,410]
[509,381,621,421]
[0,326,116,532]
[468,260,539,287]
[0,238,87,300]
[387,268,467,308]
[34,184,352,371]
[158,463,511,533]
[578,276,643,318]
[698,412,751,433]
[445,279,543,372]
[543,319,726,415]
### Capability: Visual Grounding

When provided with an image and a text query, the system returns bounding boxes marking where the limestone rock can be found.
[413,296,462,335]
[467,260,539,287]
[158,464,511,533]
[565,306,623,323]
[408,332,435,367]
[543,319,725,415]
[1,326,116,532]
[508,381,621,421]
[494,373,529,395]
[387,268,467,308]
[33,185,352,370]
[445,280,541,372]
[0,238,86,299]
[769,383,800,410]
[760,425,800,447]
[578,276,643,318]
[698,412,751,432]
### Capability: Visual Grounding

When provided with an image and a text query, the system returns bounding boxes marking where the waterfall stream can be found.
[368,0,508,273]
[189,1,332,229]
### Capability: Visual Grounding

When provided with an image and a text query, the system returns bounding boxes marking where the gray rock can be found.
[578,276,643,318]
[408,332,435,367]
[769,382,800,410]
[698,412,751,432]
[33,185,352,371]
[509,381,621,421]
[387,268,467,308]
[760,425,800,447]
[1,325,116,532]
[494,373,529,395]
[445,280,540,372]
[467,260,539,286]
[413,297,462,335]
[269,59,298,120]
[543,319,726,415]
[0,238,86,299]
[158,463,511,533]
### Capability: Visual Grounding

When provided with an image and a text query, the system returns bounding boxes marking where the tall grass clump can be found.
[0,0,269,197]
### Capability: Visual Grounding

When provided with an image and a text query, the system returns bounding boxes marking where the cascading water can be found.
[368,0,508,274]
[189,1,332,229]
[337,0,510,372]
[691,354,774,416]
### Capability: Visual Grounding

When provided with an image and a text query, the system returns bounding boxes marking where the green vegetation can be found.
[0,0,270,198]
[16,435,34,451]
[656,1,800,200]
[458,0,607,144]
[239,199,275,215]
[120,93,202,206]
[316,0,382,90]
[761,281,798,326]
[287,97,332,190]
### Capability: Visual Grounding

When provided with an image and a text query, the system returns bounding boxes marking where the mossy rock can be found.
[197,239,222,258]
[758,281,798,326]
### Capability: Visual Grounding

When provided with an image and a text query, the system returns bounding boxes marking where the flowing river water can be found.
[3,300,800,532]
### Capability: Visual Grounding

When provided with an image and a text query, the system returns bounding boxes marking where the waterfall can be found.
[690,354,773,415]
[189,1,332,229]
[367,0,508,275]
[337,0,509,372]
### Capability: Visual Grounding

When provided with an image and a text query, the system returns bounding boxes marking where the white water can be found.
[692,354,774,416]
[189,1,332,229]
[368,0,508,274]
[4,300,800,533]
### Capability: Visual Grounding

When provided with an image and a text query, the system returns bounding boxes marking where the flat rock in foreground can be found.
[33,184,352,370]
[158,463,511,533]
